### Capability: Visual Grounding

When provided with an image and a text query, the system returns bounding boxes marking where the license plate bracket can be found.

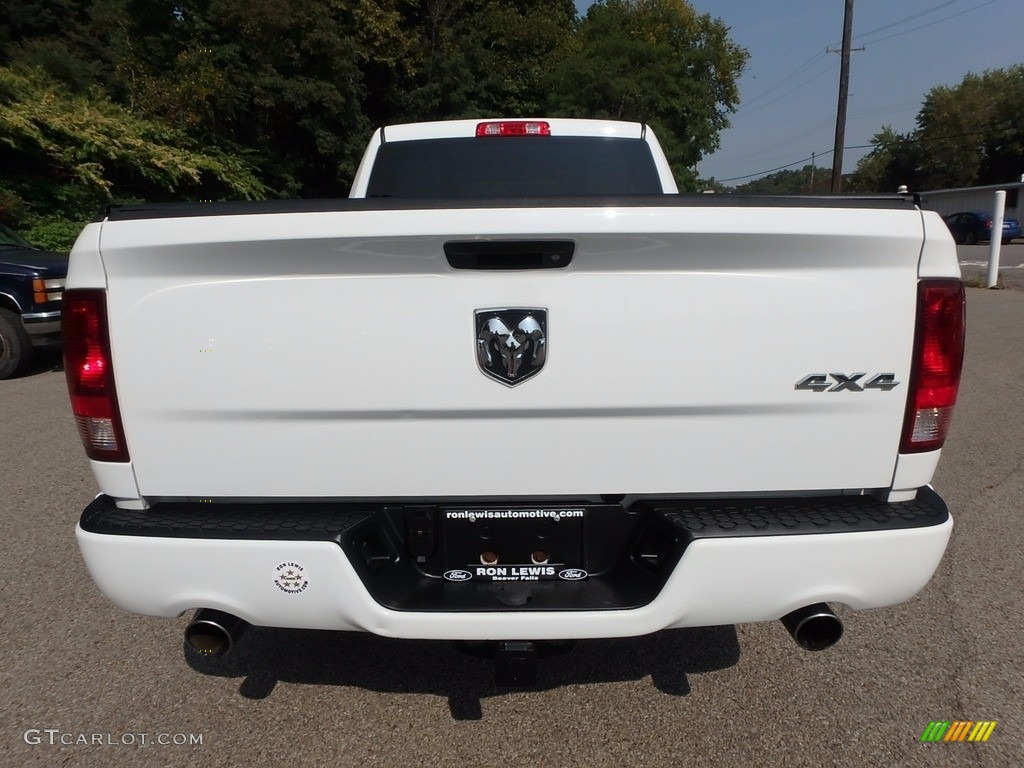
[441,506,588,582]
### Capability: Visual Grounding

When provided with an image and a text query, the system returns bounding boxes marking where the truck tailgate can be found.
[95,203,925,499]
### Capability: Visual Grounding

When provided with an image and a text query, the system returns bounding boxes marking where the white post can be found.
[986,190,1006,289]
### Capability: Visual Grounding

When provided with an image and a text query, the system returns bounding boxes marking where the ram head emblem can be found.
[475,308,547,386]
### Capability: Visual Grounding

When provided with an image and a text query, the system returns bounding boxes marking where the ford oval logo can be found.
[444,569,473,582]
[558,568,588,581]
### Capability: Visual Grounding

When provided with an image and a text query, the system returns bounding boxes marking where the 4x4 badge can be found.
[475,308,547,386]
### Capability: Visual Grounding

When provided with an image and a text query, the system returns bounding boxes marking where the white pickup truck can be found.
[65,119,965,684]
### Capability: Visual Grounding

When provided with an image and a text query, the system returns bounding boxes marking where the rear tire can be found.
[963,232,977,245]
[0,308,32,379]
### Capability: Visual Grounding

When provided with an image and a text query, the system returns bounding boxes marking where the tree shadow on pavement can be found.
[185,625,740,720]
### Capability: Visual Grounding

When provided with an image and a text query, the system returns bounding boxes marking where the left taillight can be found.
[62,289,129,462]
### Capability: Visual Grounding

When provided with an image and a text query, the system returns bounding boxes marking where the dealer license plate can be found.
[441,506,589,582]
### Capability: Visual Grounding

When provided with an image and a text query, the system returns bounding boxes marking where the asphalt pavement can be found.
[1,287,1021,767]
[957,241,1024,290]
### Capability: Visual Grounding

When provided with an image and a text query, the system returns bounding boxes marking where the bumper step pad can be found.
[80,488,948,613]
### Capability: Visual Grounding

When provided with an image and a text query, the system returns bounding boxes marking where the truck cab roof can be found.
[349,118,679,198]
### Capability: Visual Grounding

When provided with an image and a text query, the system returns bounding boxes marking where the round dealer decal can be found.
[274,562,309,594]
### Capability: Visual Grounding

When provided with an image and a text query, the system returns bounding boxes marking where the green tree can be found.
[0,66,265,247]
[852,66,1024,192]
[1,0,748,231]
[0,0,105,92]
[732,165,826,195]
[546,0,747,190]
[848,127,922,193]
[394,0,577,120]
[10,0,378,196]
[0,0,92,61]
[94,0,374,196]
[914,65,1024,188]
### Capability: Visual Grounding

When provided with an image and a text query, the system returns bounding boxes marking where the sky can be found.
[573,0,1022,184]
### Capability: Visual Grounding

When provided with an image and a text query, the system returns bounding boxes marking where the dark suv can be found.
[0,223,69,378]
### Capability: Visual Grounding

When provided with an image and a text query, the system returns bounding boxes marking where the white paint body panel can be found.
[76,517,951,638]
[83,205,938,500]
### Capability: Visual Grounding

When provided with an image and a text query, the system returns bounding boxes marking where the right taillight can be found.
[63,289,129,462]
[900,279,966,453]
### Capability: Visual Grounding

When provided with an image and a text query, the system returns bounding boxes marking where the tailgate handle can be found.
[444,240,574,270]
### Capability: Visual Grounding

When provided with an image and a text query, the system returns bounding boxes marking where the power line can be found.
[712,125,1019,184]
[715,153,832,183]
[735,62,838,118]
[852,101,920,119]
[738,1,976,113]
[856,0,1001,46]
[722,117,837,164]
[881,124,1020,147]
[712,0,1014,185]
[733,2,985,120]
[849,0,963,43]
[716,103,914,167]
[737,51,830,112]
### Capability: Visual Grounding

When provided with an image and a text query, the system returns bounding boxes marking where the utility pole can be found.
[810,151,816,193]
[830,0,855,193]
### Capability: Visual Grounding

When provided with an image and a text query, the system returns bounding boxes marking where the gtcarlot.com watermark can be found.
[24,729,203,747]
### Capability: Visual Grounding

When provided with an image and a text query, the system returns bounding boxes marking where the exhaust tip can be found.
[185,609,248,656]
[781,603,843,651]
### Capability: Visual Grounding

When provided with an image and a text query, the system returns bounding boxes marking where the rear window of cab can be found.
[366,136,663,198]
